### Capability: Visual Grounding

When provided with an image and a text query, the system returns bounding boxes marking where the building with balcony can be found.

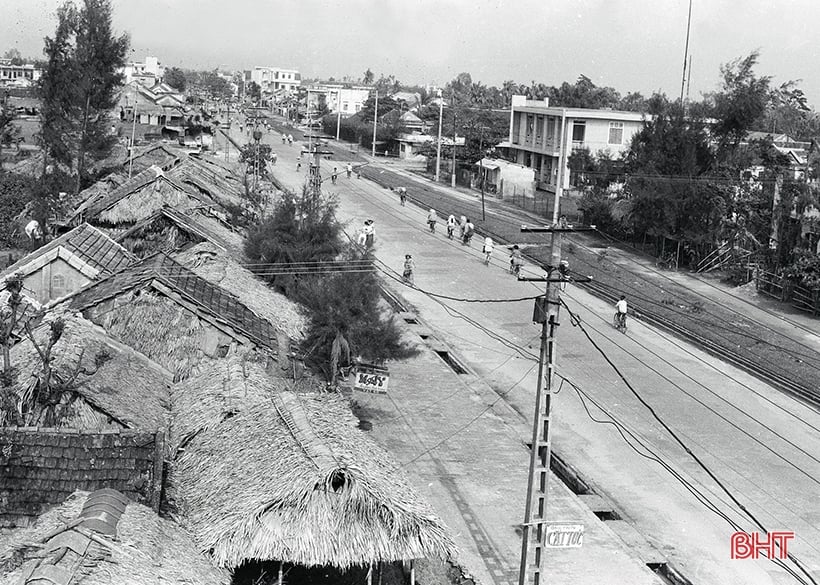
[0,59,41,87]
[249,67,301,95]
[119,56,165,87]
[304,83,372,116]
[504,95,649,192]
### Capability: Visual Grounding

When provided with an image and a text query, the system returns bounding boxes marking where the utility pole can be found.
[435,89,444,182]
[336,102,342,141]
[517,223,592,585]
[679,0,693,104]
[128,105,138,179]
[302,137,333,218]
[451,90,457,188]
[372,91,379,158]
[479,125,486,221]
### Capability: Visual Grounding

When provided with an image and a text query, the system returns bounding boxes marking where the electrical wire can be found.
[560,297,819,585]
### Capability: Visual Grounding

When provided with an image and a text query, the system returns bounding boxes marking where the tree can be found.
[247,81,261,104]
[362,68,374,86]
[3,49,25,66]
[164,66,186,91]
[38,0,130,195]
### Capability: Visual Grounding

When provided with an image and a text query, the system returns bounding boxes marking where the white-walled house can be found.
[249,67,300,94]
[504,95,649,192]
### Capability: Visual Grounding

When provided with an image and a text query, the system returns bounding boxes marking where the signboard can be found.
[352,363,389,394]
[544,524,584,548]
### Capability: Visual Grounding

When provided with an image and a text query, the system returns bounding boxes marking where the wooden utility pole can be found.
[302,136,333,215]
[517,223,592,585]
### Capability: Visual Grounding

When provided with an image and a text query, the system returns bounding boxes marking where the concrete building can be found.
[504,95,649,192]
[249,66,300,94]
[304,83,372,116]
[0,59,41,87]
[120,56,165,87]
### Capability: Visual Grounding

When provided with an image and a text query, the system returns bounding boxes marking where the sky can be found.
[2,0,820,106]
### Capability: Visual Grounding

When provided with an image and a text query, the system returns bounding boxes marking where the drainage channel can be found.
[529,447,695,585]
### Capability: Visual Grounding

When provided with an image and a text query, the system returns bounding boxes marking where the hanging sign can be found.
[544,524,585,548]
[352,363,390,394]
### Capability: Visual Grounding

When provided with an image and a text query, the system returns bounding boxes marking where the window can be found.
[608,122,624,145]
[546,117,556,143]
[342,101,349,112]
[572,121,586,143]
[51,274,66,298]
[526,115,534,137]
[535,116,544,140]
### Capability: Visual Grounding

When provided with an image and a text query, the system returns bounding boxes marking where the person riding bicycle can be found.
[509,245,523,275]
[615,295,628,329]
[482,237,495,265]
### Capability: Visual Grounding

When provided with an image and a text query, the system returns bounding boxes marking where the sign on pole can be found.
[544,524,584,548]
[352,363,389,394]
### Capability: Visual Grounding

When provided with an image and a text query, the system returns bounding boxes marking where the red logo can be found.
[731,531,794,559]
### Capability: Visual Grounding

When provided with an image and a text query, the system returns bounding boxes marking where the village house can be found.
[0,59,41,88]
[167,356,456,576]
[248,66,301,95]
[118,55,165,87]
[305,83,372,116]
[0,489,229,585]
[0,310,171,526]
[0,223,135,305]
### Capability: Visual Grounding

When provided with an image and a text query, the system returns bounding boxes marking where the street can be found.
[246,121,820,585]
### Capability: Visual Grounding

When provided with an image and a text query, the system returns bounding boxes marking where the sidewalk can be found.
[253,127,665,585]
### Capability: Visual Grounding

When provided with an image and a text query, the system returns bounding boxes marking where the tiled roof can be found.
[67,253,278,352]
[1,223,136,280]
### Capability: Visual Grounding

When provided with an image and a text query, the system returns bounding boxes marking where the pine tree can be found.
[38,0,129,195]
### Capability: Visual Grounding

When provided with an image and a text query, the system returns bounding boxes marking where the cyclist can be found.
[614,295,628,331]
[509,245,523,276]
[426,209,438,233]
[446,215,457,239]
[482,237,495,265]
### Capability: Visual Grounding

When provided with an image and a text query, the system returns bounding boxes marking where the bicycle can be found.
[483,249,492,265]
[613,311,627,333]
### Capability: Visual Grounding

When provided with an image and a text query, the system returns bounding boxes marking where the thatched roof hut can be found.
[3,309,171,430]
[116,206,247,260]
[167,155,245,210]
[174,242,307,340]
[62,253,283,380]
[0,490,230,585]
[168,357,456,569]
[69,165,213,229]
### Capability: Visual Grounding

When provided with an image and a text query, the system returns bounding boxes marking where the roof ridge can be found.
[270,392,339,471]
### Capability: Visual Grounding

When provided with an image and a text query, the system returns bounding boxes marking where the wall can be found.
[21,257,91,305]
[0,427,163,527]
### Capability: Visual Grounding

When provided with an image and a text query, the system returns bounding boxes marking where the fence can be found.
[502,187,583,224]
[756,270,820,316]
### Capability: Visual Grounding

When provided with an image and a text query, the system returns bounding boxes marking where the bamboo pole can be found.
[366,563,373,585]
[410,560,415,585]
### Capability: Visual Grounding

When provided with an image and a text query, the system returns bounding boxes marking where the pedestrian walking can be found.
[287,134,293,145]
[363,220,375,248]
[402,254,415,285]
[297,161,302,172]
[458,215,467,239]
[271,152,277,165]
[346,164,353,179]
[462,218,474,246]
[446,215,457,239]
[482,237,495,265]
[282,132,287,144]
[332,167,338,184]
[427,209,438,233]
[357,226,367,247]
[397,186,407,206]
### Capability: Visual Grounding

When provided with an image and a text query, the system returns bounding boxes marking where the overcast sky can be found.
[3,0,820,106]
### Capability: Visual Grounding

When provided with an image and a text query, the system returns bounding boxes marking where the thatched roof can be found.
[4,309,171,430]
[174,242,307,340]
[116,206,246,260]
[70,165,212,226]
[0,223,135,285]
[167,155,245,210]
[168,357,456,569]
[0,491,230,585]
[128,143,184,176]
[63,253,281,373]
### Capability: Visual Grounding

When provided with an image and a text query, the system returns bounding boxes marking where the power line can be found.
[560,297,819,585]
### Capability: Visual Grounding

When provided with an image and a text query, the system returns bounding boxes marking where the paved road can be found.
[233,120,820,585]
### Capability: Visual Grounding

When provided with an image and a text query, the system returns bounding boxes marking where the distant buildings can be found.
[248,66,301,95]
[304,83,371,116]
[119,56,165,87]
[0,59,41,87]
[503,95,649,192]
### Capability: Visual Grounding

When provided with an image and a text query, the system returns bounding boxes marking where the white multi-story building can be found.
[505,95,649,192]
[119,56,165,87]
[304,83,372,116]
[249,67,300,94]
[0,59,41,86]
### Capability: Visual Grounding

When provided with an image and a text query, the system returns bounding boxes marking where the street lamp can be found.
[435,89,443,182]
